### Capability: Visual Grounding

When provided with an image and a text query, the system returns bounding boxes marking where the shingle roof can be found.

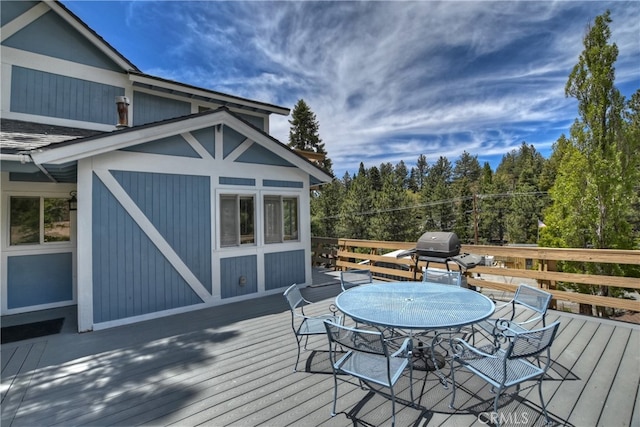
[0,119,104,153]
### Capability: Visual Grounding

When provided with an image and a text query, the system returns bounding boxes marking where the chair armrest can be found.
[451,337,499,360]
[390,338,412,358]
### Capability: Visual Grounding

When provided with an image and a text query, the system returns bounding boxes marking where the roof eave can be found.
[129,72,290,116]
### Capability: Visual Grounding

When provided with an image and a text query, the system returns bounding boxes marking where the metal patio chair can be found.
[449,321,561,426]
[324,320,414,427]
[340,268,373,292]
[474,284,553,345]
[283,283,342,372]
[422,267,463,286]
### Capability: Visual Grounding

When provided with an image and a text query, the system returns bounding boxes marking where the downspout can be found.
[29,152,58,183]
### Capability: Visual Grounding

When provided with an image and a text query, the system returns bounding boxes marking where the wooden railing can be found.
[311,237,640,316]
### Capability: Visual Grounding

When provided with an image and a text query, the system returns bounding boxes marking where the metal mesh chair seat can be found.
[299,314,340,334]
[336,351,409,388]
[284,283,342,372]
[324,320,413,427]
[450,321,561,427]
[340,268,373,292]
[459,349,544,388]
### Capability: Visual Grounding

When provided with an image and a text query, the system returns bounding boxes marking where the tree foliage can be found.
[288,99,333,175]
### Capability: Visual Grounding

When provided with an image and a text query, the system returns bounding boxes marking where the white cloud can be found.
[70,0,640,178]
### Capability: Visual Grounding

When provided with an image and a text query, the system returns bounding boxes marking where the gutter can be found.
[0,153,33,164]
[0,152,58,183]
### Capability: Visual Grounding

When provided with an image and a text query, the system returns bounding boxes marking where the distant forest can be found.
[311,144,556,245]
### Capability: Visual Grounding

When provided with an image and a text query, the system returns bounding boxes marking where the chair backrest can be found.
[324,320,387,356]
[422,268,462,286]
[283,283,304,311]
[340,269,373,291]
[513,284,552,315]
[507,321,560,359]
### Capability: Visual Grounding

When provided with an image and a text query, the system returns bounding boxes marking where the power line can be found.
[316,191,548,221]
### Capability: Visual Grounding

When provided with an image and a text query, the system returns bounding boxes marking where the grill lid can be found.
[415,231,460,258]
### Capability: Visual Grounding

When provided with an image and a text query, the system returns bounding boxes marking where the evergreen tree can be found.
[452,151,481,243]
[337,163,372,239]
[310,179,344,237]
[288,99,333,174]
[370,169,416,242]
[421,156,454,232]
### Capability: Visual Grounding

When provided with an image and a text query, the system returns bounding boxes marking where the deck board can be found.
[1,277,639,427]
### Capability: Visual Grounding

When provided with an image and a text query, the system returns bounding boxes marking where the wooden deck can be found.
[2,270,639,426]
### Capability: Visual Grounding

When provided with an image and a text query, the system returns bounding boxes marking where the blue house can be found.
[0,1,332,331]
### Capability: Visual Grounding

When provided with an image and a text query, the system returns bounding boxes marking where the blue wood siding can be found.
[132,91,191,126]
[92,173,203,323]
[7,253,73,309]
[219,177,255,186]
[264,250,306,291]
[236,113,265,131]
[220,256,258,299]
[1,1,38,26]
[10,66,124,124]
[191,127,216,158]
[236,143,294,167]
[2,10,123,71]
[263,179,303,188]
[120,134,201,158]
[111,170,212,293]
[222,125,246,158]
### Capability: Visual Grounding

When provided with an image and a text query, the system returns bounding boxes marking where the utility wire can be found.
[316,191,548,221]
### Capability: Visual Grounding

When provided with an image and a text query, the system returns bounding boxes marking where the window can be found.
[264,196,299,244]
[220,195,255,247]
[10,196,71,245]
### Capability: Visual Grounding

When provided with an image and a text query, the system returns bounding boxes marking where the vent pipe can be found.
[115,96,130,129]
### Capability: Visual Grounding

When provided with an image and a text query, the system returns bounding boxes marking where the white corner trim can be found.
[95,170,212,302]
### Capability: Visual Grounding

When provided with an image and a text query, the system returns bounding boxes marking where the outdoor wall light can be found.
[238,275,247,286]
[69,191,77,211]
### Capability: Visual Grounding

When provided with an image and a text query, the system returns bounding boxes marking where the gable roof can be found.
[48,1,139,72]
[28,107,333,185]
[2,1,289,116]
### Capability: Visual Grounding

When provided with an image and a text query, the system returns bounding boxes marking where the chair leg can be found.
[538,378,551,425]
[331,373,338,417]
[449,360,457,409]
[293,337,302,372]
[493,386,503,427]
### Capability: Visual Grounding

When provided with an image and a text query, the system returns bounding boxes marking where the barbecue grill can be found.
[397,231,483,279]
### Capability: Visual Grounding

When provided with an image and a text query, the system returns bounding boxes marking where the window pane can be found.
[10,197,40,245]
[44,198,70,242]
[239,196,255,244]
[220,196,238,247]
[283,198,298,241]
[264,197,281,244]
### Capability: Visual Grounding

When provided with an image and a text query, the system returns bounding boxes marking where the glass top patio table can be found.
[335,281,495,330]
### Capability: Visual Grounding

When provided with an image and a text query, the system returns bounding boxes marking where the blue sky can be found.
[62,1,639,179]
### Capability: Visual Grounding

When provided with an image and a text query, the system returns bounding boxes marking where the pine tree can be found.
[288,99,333,174]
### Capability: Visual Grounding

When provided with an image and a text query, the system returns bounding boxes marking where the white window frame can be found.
[218,192,256,248]
[263,195,299,244]
[8,195,73,247]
